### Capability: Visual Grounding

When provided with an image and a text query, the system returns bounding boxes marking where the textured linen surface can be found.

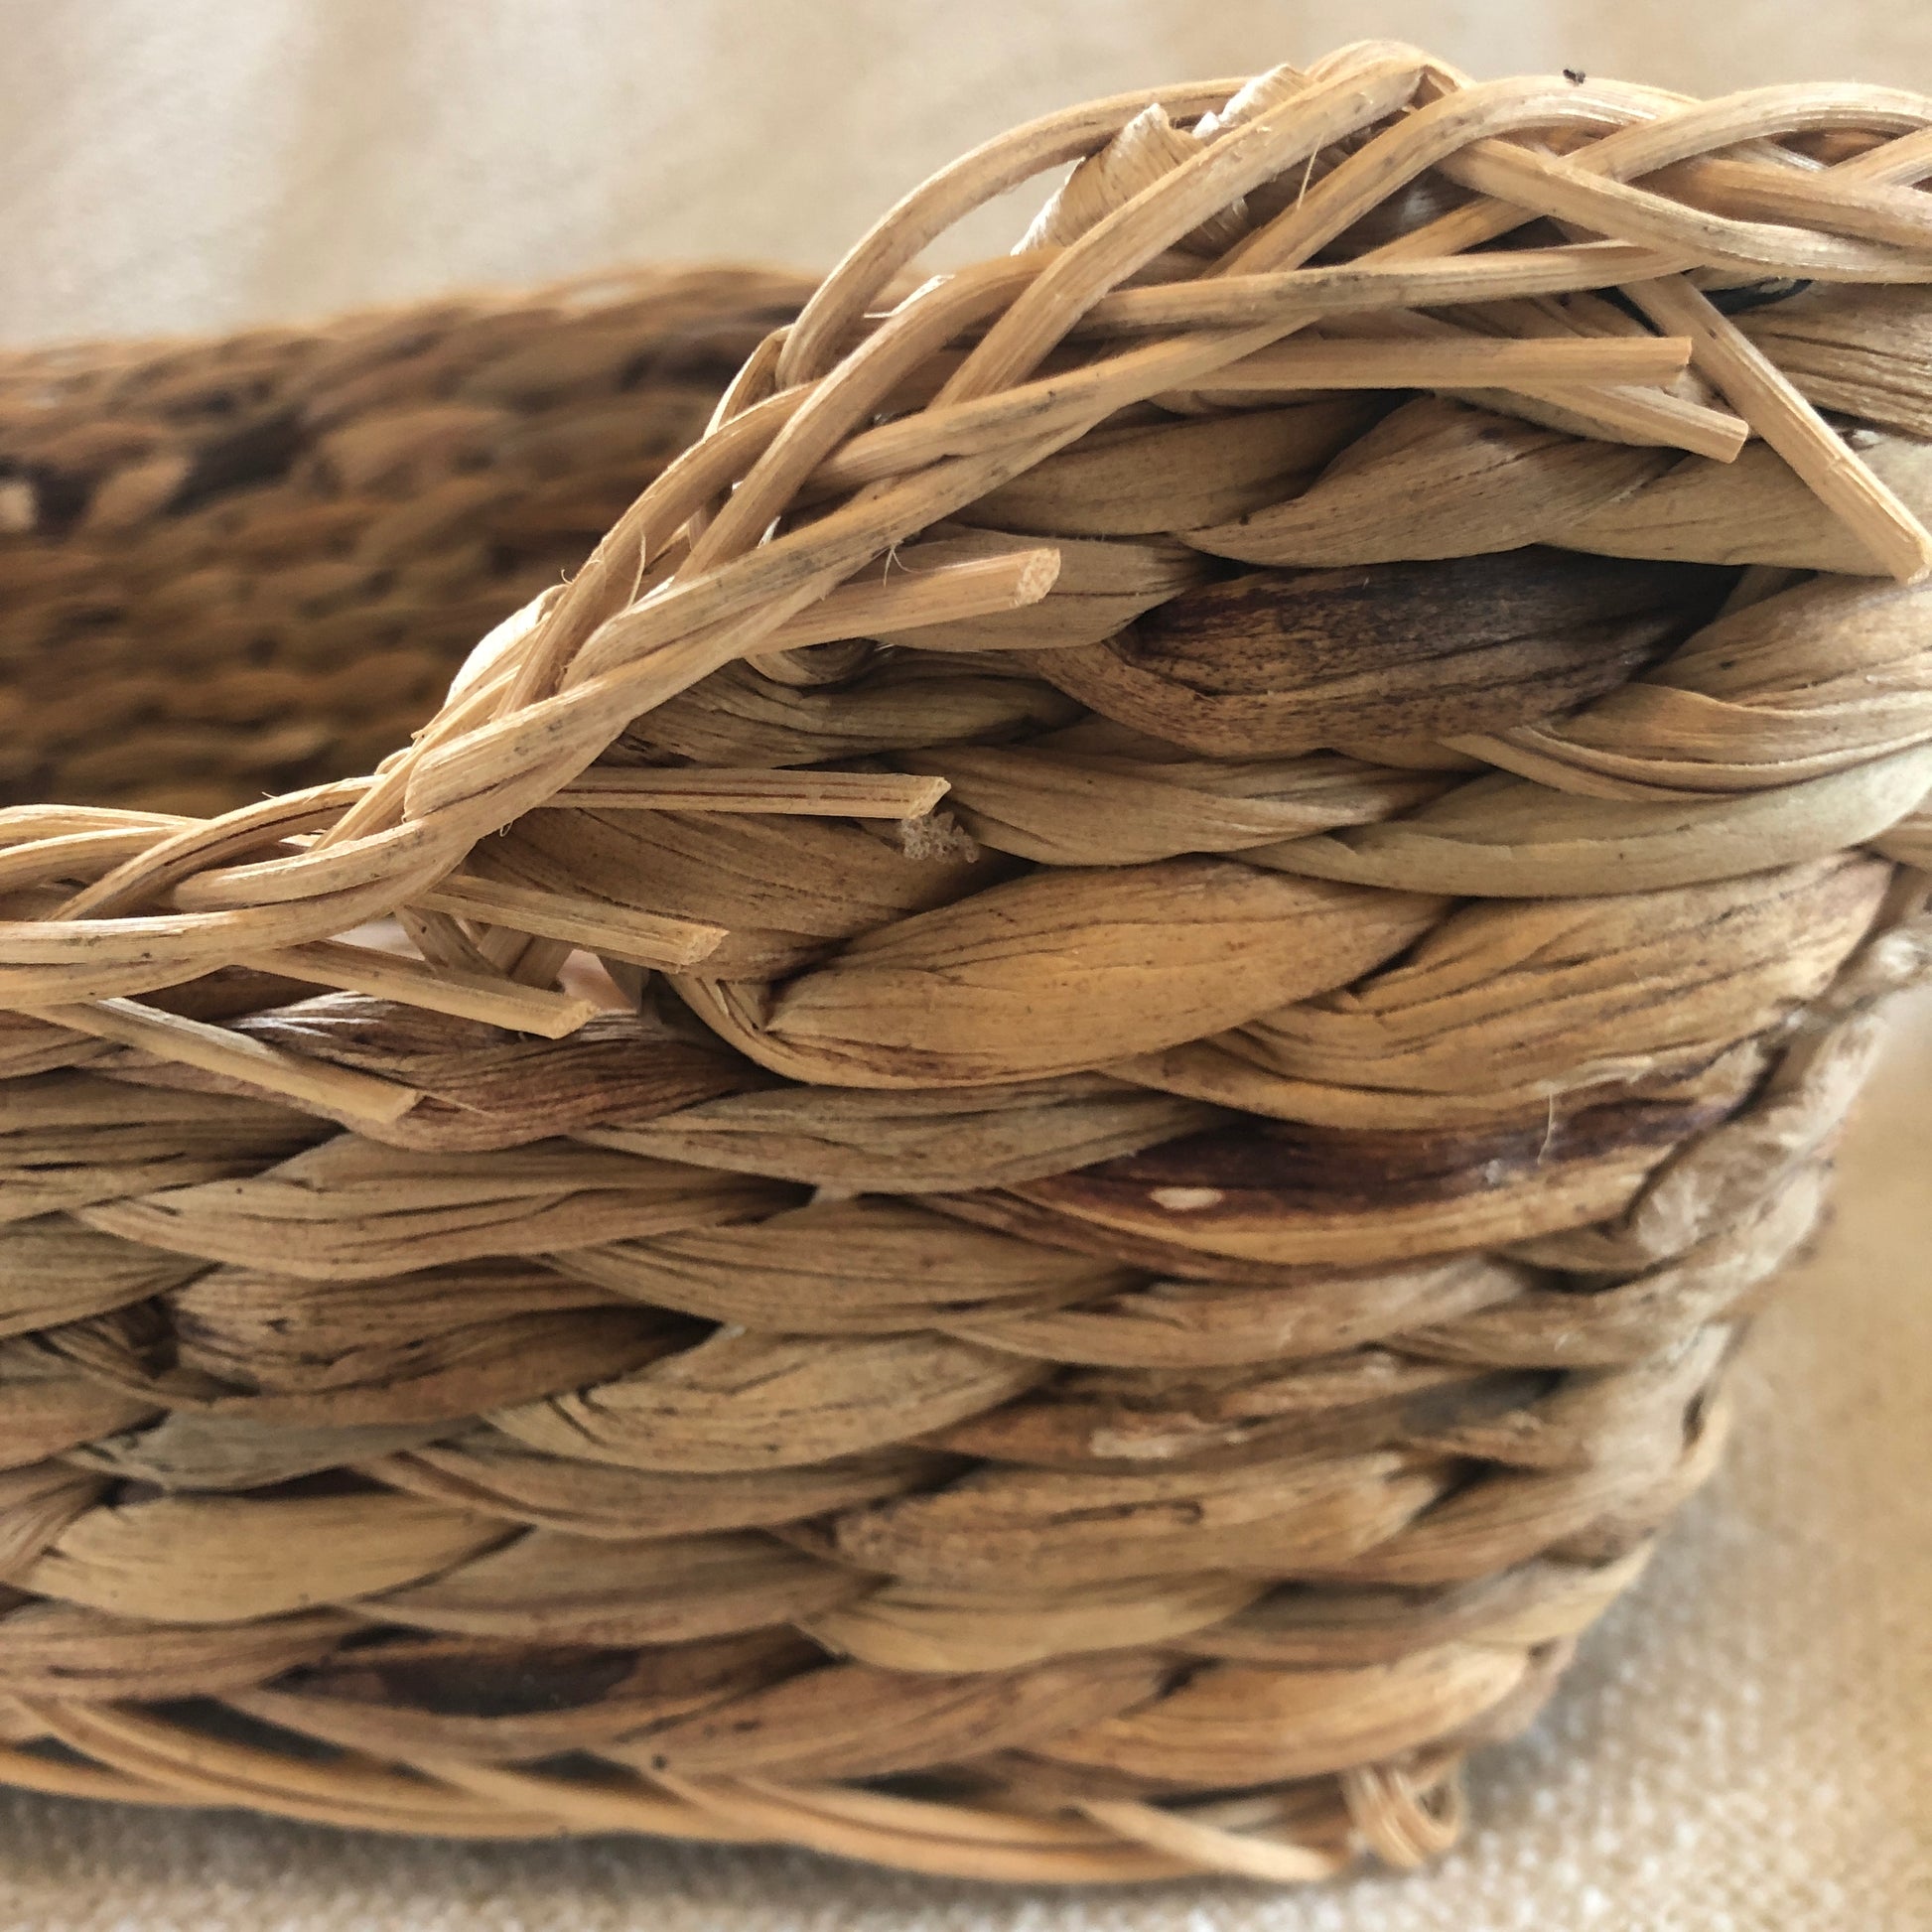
[1,5,1928,1927]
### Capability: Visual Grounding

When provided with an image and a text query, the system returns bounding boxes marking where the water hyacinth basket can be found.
[1,43,1930,1884]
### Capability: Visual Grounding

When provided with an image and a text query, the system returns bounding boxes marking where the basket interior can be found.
[0,266,816,815]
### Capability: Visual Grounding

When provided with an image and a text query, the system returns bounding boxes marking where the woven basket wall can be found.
[2,44,1931,1884]
[0,265,816,816]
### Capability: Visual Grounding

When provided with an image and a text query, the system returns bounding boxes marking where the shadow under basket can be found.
[1,44,1931,1885]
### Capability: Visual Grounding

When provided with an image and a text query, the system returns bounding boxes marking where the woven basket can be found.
[2,44,1930,1885]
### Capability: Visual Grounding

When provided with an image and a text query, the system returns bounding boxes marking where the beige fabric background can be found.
[1,3,1929,1926]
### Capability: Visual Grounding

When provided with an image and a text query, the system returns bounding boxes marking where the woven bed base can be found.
[1,44,1931,1884]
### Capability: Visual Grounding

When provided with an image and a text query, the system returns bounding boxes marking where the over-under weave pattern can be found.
[1,43,1931,1883]
[0,266,815,816]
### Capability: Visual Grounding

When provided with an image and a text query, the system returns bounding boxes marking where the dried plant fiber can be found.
[2,44,1931,1884]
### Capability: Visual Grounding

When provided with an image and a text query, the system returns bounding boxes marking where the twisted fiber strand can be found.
[4,45,1932,1882]
[3,44,1932,1025]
